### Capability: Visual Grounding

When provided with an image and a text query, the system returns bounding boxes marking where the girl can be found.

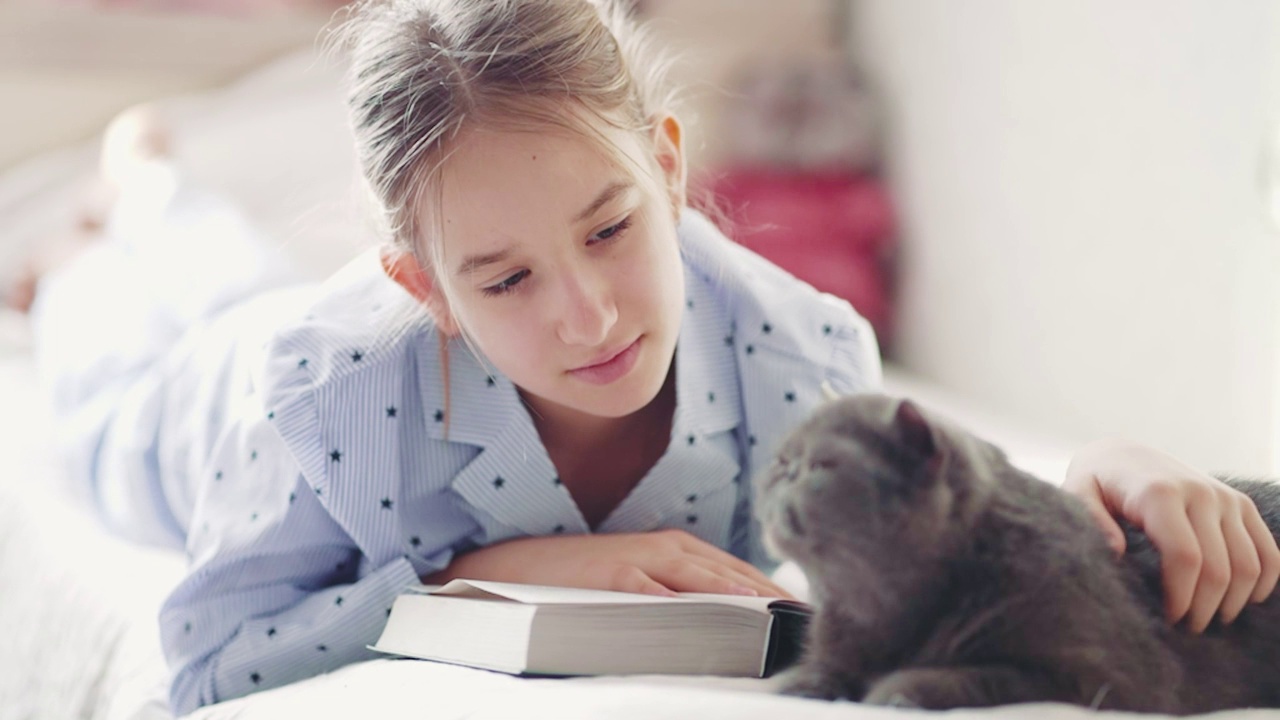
[26,0,1279,714]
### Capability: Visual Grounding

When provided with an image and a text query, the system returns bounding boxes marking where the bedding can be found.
[1,48,1275,720]
[3,343,1277,720]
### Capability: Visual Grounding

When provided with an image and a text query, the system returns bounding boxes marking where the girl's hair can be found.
[328,0,682,293]
[326,0,684,435]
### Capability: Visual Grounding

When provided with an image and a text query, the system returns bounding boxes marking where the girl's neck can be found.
[524,364,677,455]
[522,365,677,529]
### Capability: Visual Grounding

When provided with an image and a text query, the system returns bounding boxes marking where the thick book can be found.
[371,579,811,678]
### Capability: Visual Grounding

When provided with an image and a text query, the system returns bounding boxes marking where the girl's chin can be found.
[573,386,658,418]
[560,370,668,419]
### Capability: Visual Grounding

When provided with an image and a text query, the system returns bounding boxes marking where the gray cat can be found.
[755,393,1280,713]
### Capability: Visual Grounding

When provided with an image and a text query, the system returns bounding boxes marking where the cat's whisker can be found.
[1089,683,1112,710]
[785,504,806,537]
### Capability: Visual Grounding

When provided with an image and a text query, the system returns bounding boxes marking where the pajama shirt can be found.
[31,177,881,715]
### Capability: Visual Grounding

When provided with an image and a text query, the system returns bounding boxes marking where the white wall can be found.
[851,0,1280,472]
[641,0,836,168]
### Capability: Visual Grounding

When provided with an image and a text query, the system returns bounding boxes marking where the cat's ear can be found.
[893,399,937,459]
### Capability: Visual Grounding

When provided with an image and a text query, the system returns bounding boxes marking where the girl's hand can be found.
[1062,437,1280,632]
[424,529,795,599]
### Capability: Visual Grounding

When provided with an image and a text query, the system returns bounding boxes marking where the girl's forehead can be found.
[431,124,653,247]
[446,123,648,189]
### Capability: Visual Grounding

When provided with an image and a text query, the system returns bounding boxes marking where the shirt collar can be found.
[418,330,521,448]
[414,217,745,537]
[671,249,743,443]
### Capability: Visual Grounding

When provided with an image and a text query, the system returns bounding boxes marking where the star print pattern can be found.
[133,210,879,714]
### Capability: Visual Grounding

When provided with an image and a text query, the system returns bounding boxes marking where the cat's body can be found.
[755,393,1280,713]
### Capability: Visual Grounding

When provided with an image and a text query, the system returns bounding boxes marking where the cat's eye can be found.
[808,457,839,472]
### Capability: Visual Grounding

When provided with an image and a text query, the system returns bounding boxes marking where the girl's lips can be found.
[569,337,642,385]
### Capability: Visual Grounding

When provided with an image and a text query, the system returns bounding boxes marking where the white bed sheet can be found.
[1,47,1277,720]
[2,346,1277,720]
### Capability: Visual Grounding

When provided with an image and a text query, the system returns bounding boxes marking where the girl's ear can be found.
[380,246,460,336]
[652,113,687,212]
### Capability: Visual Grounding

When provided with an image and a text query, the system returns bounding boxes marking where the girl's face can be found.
[427,117,687,424]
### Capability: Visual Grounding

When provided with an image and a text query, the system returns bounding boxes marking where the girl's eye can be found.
[482,269,529,297]
[590,216,633,245]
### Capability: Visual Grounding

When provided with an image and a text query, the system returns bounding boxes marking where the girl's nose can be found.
[556,268,618,347]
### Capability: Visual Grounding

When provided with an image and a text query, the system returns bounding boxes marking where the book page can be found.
[429,579,779,613]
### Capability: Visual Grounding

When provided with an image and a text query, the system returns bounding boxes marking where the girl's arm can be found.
[424,529,794,599]
[1062,437,1280,632]
[160,470,420,716]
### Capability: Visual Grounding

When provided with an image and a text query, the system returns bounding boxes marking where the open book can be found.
[371,579,811,678]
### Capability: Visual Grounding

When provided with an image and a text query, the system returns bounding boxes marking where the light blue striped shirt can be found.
[139,211,881,714]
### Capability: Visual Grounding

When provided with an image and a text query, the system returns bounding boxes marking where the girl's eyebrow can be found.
[456,248,512,277]
[456,180,636,277]
[572,179,634,223]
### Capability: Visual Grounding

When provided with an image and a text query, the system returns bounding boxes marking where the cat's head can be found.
[754,393,1001,574]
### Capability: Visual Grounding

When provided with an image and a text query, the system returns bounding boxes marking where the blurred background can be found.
[1,0,1279,477]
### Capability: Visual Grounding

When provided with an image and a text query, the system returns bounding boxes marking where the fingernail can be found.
[731,585,759,596]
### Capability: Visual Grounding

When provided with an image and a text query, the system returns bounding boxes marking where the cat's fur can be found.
[754,393,1280,713]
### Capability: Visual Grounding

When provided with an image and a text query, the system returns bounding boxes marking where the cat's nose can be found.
[785,458,802,481]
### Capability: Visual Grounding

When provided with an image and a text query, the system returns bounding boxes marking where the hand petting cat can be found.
[1063,437,1280,633]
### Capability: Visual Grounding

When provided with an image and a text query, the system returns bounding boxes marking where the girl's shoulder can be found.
[678,210,881,394]
[254,248,436,414]
[268,249,429,357]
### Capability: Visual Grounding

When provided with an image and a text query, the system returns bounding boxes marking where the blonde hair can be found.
[327,0,684,432]
[329,0,681,283]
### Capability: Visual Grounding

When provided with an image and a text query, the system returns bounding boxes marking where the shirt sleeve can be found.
[157,413,421,715]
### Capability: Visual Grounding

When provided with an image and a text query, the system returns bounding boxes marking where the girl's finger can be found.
[1184,502,1231,633]
[1215,509,1261,624]
[684,555,794,599]
[1069,474,1128,554]
[676,532,780,585]
[613,565,679,597]
[1240,499,1280,603]
[652,559,763,596]
[1138,493,1202,624]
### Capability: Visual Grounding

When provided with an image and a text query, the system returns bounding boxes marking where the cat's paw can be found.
[863,677,926,709]
[774,665,860,701]
[864,668,1012,710]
